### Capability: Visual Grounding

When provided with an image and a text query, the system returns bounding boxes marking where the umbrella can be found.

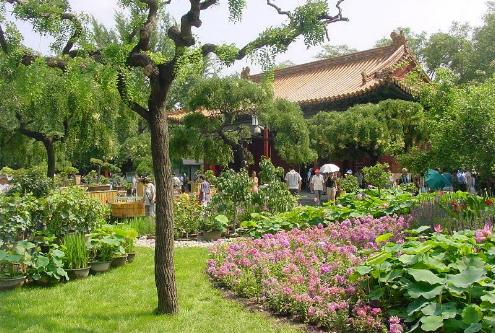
[320,164,340,174]
[425,169,448,190]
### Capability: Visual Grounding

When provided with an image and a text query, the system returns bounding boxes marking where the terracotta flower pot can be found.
[0,276,26,291]
[66,267,90,280]
[90,261,111,273]
[111,256,127,268]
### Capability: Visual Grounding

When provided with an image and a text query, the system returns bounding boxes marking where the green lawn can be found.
[0,247,302,333]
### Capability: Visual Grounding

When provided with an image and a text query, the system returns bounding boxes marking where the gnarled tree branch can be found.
[266,0,290,18]
[117,71,150,122]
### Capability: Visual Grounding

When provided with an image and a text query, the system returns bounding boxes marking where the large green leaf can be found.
[407,299,429,316]
[422,302,458,319]
[375,233,393,244]
[407,268,445,285]
[420,316,444,331]
[399,254,418,265]
[464,323,482,333]
[407,282,444,299]
[462,305,482,324]
[448,267,486,289]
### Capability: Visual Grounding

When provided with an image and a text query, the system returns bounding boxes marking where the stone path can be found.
[136,236,230,248]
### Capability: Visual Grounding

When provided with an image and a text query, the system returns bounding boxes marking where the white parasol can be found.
[319,164,340,174]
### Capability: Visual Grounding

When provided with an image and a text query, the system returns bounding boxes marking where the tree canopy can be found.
[309,99,426,163]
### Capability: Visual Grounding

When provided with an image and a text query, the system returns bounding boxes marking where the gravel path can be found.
[136,236,230,248]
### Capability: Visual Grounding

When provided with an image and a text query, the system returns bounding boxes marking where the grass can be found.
[0,247,302,333]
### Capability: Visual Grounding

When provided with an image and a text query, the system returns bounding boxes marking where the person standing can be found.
[144,178,156,217]
[131,175,138,196]
[326,173,337,202]
[285,168,302,194]
[172,173,182,194]
[399,168,411,185]
[310,169,325,205]
[250,171,259,193]
[306,167,313,191]
[198,176,211,207]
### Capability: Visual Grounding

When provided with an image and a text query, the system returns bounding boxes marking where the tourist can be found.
[310,169,325,205]
[131,175,138,196]
[306,167,313,192]
[143,178,156,217]
[326,173,337,202]
[198,175,211,207]
[456,170,467,191]
[172,173,182,194]
[399,168,411,184]
[0,175,10,194]
[251,171,259,193]
[465,170,476,194]
[285,168,302,194]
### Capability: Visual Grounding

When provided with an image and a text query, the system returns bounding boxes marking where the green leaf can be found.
[355,266,371,275]
[366,252,391,266]
[368,287,384,300]
[407,283,444,299]
[407,268,445,285]
[462,305,482,324]
[408,226,431,235]
[420,316,444,331]
[399,254,418,265]
[375,233,393,244]
[481,293,495,304]
[407,299,429,316]
[464,323,482,333]
[449,267,486,289]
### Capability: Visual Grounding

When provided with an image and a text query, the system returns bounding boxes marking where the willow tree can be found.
[0,0,348,314]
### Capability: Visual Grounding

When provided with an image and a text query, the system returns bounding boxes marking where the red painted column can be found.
[263,128,270,158]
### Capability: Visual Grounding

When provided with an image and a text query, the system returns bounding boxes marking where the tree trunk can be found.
[149,107,178,314]
[43,139,56,179]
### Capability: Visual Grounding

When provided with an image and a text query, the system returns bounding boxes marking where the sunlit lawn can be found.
[0,247,301,333]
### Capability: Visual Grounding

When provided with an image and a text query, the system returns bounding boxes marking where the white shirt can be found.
[144,183,156,205]
[285,170,302,190]
[311,174,325,191]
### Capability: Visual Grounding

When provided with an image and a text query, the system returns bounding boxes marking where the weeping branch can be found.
[117,71,150,122]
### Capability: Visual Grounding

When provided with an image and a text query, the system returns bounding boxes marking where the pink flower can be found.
[389,316,403,333]
[434,224,443,233]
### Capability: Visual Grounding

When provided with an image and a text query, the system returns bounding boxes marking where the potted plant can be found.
[201,214,229,241]
[89,236,117,273]
[29,246,69,285]
[110,237,127,268]
[0,241,33,291]
[62,234,90,280]
[113,226,138,263]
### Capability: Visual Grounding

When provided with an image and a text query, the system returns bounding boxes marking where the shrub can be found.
[42,187,108,238]
[338,175,360,193]
[362,163,391,193]
[8,167,53,197]
[0,194,37,244]
[174,193,203,239]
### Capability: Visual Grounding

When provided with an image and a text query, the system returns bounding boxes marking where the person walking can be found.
[285,168,302,194]
[399,168,411,185]
[310,169,325,205]
[131,175,138,196]
[198,175,211,207]
[143,178,156,217]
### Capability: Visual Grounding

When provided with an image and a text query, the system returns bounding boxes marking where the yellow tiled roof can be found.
[248,35,426,105]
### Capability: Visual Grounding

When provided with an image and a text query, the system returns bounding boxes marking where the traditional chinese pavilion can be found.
[244,31,429,171]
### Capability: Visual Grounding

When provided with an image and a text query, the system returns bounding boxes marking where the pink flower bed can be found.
[208,215,409,332]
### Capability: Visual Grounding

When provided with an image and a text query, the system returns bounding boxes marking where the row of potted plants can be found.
[0,224,138,291]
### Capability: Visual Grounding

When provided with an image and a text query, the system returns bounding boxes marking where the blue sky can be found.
[11,0,489,74]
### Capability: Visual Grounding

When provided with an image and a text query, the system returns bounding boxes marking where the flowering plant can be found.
[208,215,409,332]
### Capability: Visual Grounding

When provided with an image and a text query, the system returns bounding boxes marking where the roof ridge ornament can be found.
[241,66,251,79]
[390,30,407,48]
